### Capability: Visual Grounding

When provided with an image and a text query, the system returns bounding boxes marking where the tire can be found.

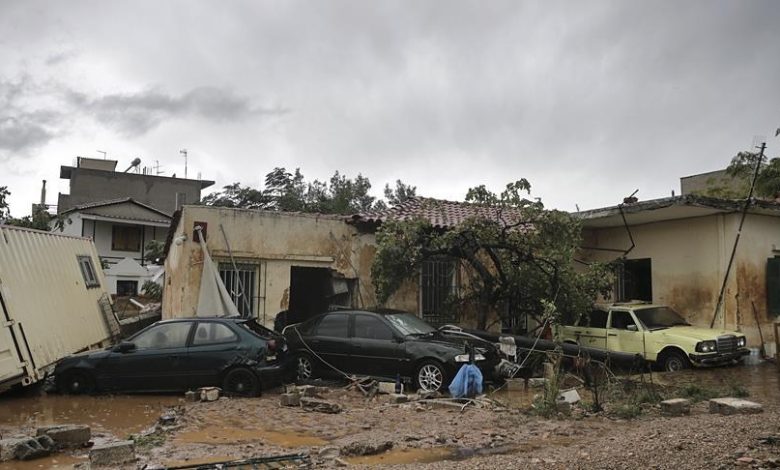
[414,360,447,393]
[222,367,260,397]
[660,350,690,372]
[57,370,95,395]
[295,353,316,382]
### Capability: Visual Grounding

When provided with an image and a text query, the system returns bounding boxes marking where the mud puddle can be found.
[651,362,779,404]
[175,426,327,447]
[0,394,180,436]
[0,454,86,470]
[345,447,457,465]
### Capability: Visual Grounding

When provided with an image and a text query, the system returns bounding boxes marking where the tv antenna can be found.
[153,160,165,176]
[97,150,107,159]
[180,149,188,179]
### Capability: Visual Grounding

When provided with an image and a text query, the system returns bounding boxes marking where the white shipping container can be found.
[0,225,115,390]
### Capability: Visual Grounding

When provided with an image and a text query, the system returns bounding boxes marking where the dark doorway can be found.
[616,258,652,302]
[116,280,139,297]
[288,267,333,324]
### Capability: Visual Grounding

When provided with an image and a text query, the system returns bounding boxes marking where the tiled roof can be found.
[62,197,172,217]
[349,197,528,230]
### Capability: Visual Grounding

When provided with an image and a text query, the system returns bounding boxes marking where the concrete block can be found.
[527,378,548,388]
[280,392,301,407]
[557,389,581,404]
[504,378,526,391]
[184,390,199,402]
[37,424,91,448]
[296,385,318,397]
[709,398,763,415]
[199,387,220,402]
[660,398,691,416]
[89,440,136,466]
[14,435,54,461]
[377,382,397,394]
[0,438,27,462]
[390,393,409,404]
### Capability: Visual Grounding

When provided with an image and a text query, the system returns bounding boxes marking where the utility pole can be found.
[180,149,188,179]
[710,141,766,328]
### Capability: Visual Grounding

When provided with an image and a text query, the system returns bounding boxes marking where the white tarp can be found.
[196,234,240,317]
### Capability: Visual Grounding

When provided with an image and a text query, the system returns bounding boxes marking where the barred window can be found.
[218,262,258,317]
[420,258,459,327]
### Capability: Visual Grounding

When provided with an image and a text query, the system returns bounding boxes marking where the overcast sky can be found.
[1,0,779,217]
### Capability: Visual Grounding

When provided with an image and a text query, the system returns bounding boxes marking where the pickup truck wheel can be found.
[222,367,260,397]
[57,370,95,395]
[661,351,690,372]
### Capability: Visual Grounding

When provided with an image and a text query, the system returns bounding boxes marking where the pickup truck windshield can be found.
[634,307,690,330]
[385,314,437,336]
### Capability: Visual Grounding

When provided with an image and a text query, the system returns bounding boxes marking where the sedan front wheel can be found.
[415,360,447,393]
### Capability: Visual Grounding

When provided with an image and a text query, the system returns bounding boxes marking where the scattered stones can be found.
[377,381,397,394]
[527,378,548,388]
[301,397,342,414]
[736,456,756,466]
[297,385,319,397]
[184,390,199,402]
[280,392,301,407]
[660,398,691,417]
[199,387,221,402]
[158,414,177,426]
[557,389,581,405]
[0,438,28,462]
[340,440,393,456]
[390,393,409,404]
[89,440,136,466]
[709,398,763,415]
[36,424,91,448]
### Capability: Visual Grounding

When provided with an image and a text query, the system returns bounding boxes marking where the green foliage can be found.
[0,186,52,230]
[678,384,719,403]
[0,186,9,219]
[371,180,613,329]
[201,167,402,215]
[696,150,780,200]
[144,240,165,265]
[142,280,163,301]
[612,402,643,419]
[384,180,417,206]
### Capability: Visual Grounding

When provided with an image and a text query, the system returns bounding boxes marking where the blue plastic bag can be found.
[448,363,483,398]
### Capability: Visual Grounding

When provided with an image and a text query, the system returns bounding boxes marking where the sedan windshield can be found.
[385,313,437,336]
[634,307,690,330]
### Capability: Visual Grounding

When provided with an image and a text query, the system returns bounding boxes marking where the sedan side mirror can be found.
[113,342,136,353]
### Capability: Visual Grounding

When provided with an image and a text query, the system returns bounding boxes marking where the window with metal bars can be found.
[420,258,459,327]
[218,262,258,317]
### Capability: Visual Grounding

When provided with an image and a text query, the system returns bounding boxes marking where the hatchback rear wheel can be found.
[222,367,260,397]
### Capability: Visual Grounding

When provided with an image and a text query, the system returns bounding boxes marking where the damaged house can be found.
[578,194,779,354]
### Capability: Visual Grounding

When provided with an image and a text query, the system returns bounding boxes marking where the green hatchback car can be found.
[556,302,749,371]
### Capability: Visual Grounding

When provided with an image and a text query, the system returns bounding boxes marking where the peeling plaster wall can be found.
[162,206,414,328]
[580,213,778,348]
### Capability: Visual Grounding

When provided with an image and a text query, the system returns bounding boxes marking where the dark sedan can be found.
[283,310,502,393]
[55,317,292,396]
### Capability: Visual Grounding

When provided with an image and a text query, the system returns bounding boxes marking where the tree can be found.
[695,149,780,199]
[201,167,404,215]
[0,186,51,230]
[384,180,417,206]
[144,240,166,265]
[371,180,613,331]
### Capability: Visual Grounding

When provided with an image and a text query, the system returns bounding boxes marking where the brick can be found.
[660,398,691,417]
[14,435,54,461]
[296,385,318,397]
[377,382,397,394]
[36,424,91,448]
[184,391,199,402]
[709,398,763,415]
[89,440,135,466]
[390,393,409,404]
[280,392,301,407]
[199,387,220,402]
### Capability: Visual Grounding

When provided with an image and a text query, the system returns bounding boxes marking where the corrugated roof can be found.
[349,197,529,230]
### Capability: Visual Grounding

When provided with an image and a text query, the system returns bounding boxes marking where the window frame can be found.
[131,321,194,350]
[111,224,142,252]
[77,255,101,288]
[352,314,395,341]
[313,313,349,338]
[192,321,240,346]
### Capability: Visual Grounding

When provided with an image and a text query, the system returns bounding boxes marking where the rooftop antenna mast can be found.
[97,150,106,160]
[180,149,188,179]
[153,160,165,176]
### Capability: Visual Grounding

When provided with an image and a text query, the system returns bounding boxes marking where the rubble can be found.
[660,399,691,417]
[89,440,136,466]
[0,438,27,461]
[377,382,398,394]
[318,446,341,460]
[14,435,55,461]
[390,393,409,404]
[340,440,393,456]
[280,392,302,407]
[557,389,581,405]
[301,397,342,414]
[199,387,221,402]
[185,390,199,402]
[36,424,91,448]
[709,398,763,415]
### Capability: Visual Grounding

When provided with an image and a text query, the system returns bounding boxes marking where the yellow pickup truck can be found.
[557,302,749,371]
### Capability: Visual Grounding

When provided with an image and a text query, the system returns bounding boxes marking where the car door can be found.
[606,310,646,356]
[307,313,351,375]
[349,314,405,378]
[579,309,608,350]
[186,321,243,388]
[105,321,194,392]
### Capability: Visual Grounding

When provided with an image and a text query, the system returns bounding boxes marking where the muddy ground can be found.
[0,363,778,469]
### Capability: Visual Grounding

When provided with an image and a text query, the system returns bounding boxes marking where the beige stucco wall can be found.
[581,212,778,348]
[163,206,417,328]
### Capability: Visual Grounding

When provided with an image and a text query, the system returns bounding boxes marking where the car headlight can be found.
[455,353,486,363]
[736,337,746,347]
[696,340,717,353]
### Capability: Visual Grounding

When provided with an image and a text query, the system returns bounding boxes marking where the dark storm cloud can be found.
[0,77,61,152]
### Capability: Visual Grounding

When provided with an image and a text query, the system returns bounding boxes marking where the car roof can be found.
[156,316,248,323]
